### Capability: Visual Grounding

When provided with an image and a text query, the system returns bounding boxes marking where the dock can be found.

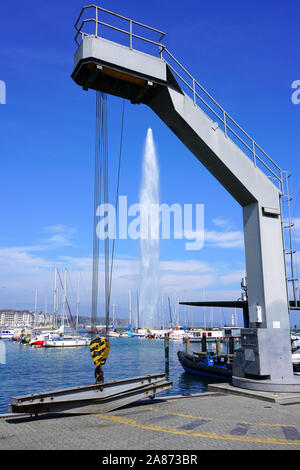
[2,388,300,450]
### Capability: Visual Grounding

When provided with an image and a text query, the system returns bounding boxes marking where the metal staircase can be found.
[281,172,299,309]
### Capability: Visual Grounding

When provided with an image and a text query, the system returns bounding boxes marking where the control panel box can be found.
[239,328,293,378]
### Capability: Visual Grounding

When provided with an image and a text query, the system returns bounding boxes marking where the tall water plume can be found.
[139,128,160,328]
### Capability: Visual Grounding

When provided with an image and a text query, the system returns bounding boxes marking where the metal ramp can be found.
[71,5,300,392]
[8,374,172,416]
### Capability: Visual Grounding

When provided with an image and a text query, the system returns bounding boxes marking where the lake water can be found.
[0,334,221,414]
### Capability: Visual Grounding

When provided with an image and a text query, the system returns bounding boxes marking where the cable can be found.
[91,93,125,337]
[91,92,102,331]
[108,98,126,310]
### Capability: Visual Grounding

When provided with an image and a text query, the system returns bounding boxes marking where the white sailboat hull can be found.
[44,337,90,348]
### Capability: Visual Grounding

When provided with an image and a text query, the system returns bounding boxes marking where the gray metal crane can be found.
[71,5,300,392]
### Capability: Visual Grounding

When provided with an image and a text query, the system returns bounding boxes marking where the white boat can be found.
[29,333,49,346]
[107,331,121,337]
[292,348,300,364]
[0,328,16,339]
[42,323,90,348]
[29,326,65,346]
[169,329,188,342]
[149,329,172,339]
[108,330,128,338]
[187,329,223,342]
[43,335,90,348]
[127,328,147,338]
[186,330,203,342]
[292,347,300,372]
[291,333,300,349]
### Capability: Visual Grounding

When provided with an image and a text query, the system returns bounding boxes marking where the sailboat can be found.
[126,293,146,337]
[127,328,147,338]
[43,269,90,348]
[29,326,64,346]
[43,330,90,347]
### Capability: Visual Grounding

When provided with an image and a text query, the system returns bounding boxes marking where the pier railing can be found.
[74,5,284,193]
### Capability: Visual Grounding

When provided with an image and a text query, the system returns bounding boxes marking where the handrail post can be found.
[280,170,284,195]
[223,110,227,137]
[129,19,133,49]
[252,140,256,167]
[158,44,163,59]
[95,6,98,37]
[192,79,196,105]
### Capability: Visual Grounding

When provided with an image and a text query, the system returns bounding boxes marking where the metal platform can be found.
[8,374,172,416]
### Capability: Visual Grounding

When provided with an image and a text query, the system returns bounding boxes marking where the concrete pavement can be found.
[2,391,300,450]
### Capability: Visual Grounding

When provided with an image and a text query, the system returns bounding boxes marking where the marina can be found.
[0,333,221,415]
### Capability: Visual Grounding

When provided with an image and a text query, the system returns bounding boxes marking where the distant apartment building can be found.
[0,309,33,326]
[0,310,53,326]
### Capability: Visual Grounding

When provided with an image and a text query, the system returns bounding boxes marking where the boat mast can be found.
[184,290,187,327]
[76,270,80,331]
[34,288,38,327]
[203,288,206,329]
[173,292,178,327]
[136,292,140,329]
[161,294,164,330]
[62,269,67,329]
[45,296,47,325]
[53,266,58,328]
[112,301,115,327]
[168,296,173,329]
[129,289,132,326]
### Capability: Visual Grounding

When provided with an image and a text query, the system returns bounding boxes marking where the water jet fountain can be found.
[139,128,160,328]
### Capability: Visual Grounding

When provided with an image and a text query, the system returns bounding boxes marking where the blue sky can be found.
[0,0,299,326]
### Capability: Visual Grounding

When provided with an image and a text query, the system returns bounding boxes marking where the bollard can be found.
[201,335,207,353]
[186,337,190,355]
[229,337,234,355]
[164,333,169,363]
[216,339,221,358]
[165,359,170,381]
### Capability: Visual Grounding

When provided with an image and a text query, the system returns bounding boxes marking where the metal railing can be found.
[74,5,284,193]
[75,5,165,51]
[160,47,284,191]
